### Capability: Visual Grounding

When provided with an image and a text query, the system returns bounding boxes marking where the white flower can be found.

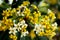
[18,20,28,31]
[34,24,43,30]
[13,20,16,23]
[54,22,57,26]
[16,11,20,16]
[52,22,57,30]
[34,24,44,34]
[7,8,11,10]
[21,13,25,16]
[0,0,3,5]
[21,20,25,24]
[24,24,28,27]
[8,0,13,4]
[48,9,51,14]
[14,23,21,31]
[18,20,25,25]
[13,20,28,31]
[9,27,17,35]
[18,20,26,26]
[21,31,29,37]
[16,6,26,16]
[52,22,57,27]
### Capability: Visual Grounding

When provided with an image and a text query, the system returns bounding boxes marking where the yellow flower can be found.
[2,10,9,17]
[41,21,47,25]
[48,9,56,21]
[37,11,41,16]
[21,27,26,32]
[9,34,17,40]
[38,31,44,36]
[33,11,39,17]
[12,8,16,13]
[45,30,53,36]
[2,17,13,30]
[33,18,38,24]
[31,4,38,10]
[48,11,55,17]
[16,6,20,10]
[48,9,54,15]
[2,9,13,17]
[29,30,36,39]
[24,7,30,14]
[21,1,30,6]
[0,27,3,31]
[50,32,56,38]
[3,19,13,26]
[25,7,30,13]
[44,16,49,20]
[2,26,7,31]
[24,7,30,18]
[29,16,33,20]
[45,30,52,33]
[46,24,51,29]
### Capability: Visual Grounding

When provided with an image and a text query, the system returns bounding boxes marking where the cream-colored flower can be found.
[34,24,44,34]
[16,6,26,16]
[21,31,29,37]
[9,27,17,35]
[51,22,57,31]
[52,22,57,27]
[14,23,21,31]
[13,20,28,32]
[16,11,25,16]
[8,0,13,4]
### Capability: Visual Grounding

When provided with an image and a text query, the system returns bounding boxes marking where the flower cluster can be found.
[0,1,58,40]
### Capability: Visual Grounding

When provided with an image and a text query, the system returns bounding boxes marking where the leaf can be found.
[38,7,48,14]
[20,36,31,40]
[38,36,49,40]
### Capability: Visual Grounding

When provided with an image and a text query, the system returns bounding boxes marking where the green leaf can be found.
[38,6,48,14]
[20,36,31,40]
[38,36,49,40]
